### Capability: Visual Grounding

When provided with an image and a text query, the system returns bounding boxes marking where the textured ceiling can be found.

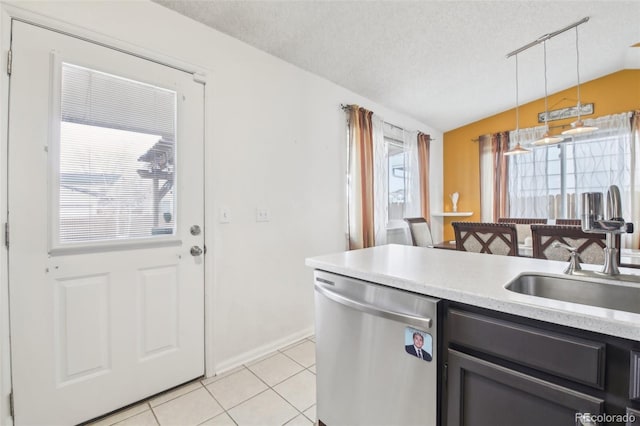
[153,0,640,132]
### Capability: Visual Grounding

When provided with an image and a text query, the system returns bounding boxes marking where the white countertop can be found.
[306,244,640,342]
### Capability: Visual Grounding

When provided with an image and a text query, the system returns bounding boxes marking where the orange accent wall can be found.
[442,69,640,241]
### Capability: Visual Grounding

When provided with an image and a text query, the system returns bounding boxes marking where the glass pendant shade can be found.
[561,118,598,135]
[504,142,530,156]
[532,131,565,146]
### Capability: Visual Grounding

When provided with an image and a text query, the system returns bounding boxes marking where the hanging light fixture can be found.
[504,54,530,156]
[561,25,598,136]
[533,41,564,145]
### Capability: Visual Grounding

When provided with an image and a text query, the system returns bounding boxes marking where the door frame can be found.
[0,4,216,424]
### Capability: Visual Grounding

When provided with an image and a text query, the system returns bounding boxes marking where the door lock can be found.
[190,246,203,256]
[190,225,201,236]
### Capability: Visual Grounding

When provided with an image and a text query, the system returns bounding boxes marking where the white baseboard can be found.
[210,326,315,377]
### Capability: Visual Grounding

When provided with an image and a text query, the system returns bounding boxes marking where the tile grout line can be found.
[243,364,305,425]
[96,401,151,426]
[278,348,310,369]
[246,361,306,388]
[201,378,240,425]
[148,403,161,426]
[149,381,204,410]
[100,337,316,426]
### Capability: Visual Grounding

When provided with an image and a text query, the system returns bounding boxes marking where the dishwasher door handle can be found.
[315,283,432,329]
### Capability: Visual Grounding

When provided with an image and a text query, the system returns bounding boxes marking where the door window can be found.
[56,63,177,245]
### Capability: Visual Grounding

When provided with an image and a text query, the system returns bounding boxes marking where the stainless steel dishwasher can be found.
[314,270,440,426]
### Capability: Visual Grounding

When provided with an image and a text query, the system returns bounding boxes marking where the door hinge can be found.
[443,362,448,384]
[4,222,8,249]
[6,50,12,76]
[9,391,14,418]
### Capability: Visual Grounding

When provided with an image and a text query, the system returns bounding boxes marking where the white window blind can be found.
[58,63,177,244]
[62,63,176,138]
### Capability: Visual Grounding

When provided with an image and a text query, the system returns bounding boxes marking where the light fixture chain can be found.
[515,54,519,141]
[543,41,549,127]
[575,26,582,120]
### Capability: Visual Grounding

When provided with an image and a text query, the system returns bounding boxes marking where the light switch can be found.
[220,207,231,223]
[256,207,270,222]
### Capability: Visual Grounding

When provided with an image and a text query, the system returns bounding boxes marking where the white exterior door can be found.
[7,21,205,425]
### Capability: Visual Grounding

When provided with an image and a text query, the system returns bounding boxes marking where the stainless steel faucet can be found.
[552,242,582,275]
[580,185,634,275]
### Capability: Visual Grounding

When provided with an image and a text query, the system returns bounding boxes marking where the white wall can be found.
[0,0,442,414]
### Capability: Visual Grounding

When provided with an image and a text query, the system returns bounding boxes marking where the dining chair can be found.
[404,217,434,247]
[497,217,547,246]
[555,219,582,226]
[530,224,620,265]
[452,222,518,256]
[497,218,547,224]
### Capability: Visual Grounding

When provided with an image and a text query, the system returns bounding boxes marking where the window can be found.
[386,131,407,224]
[507,113,633,222]
[56,63,177,245]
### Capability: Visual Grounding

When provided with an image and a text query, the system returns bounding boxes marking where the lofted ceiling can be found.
[153,0,640,132]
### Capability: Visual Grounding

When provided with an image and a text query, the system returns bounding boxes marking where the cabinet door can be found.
[446,349,604,426]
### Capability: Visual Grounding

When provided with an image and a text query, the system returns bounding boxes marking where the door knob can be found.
[190,246,203,256]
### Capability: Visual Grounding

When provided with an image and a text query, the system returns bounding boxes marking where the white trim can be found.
[203,76,216,379]
[212,327,315,375]
[0,6,13,426]
[0,4,215,421]
[0,3,206,77]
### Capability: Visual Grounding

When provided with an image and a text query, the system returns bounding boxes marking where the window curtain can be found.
[372,115,387,246]
[570,112,634,247]
[404,130,421,218]
[508,112,636,248]
[417,133,431,220]
[507,126,548,218]
[347,105,375,249]
[479,135,493,221]
[631,111,640,248]
[492,132,510,221]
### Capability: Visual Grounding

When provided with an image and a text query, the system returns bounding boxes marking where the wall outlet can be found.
[219,207,231,223]
[256,207,270,222]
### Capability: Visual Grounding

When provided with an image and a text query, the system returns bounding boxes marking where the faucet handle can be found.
[552,241,577,253]
[552,242,582,275]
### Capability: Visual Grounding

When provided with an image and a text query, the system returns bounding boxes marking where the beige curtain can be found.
[417,133,431,220]
[491,132,510,221]
[347,105,375,249]
[631,111,640,248]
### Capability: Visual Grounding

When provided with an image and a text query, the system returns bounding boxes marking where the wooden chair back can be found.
[530,225,620,265]
[497,218,547,224]
[555,219,582,226]
[452,222,518,256]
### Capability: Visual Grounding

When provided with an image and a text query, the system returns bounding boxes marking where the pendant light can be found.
[532,41,564,145]
[561,26,597,136]
[504,54,530,156]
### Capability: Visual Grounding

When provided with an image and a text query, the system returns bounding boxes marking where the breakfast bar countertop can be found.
[305,244,640,342]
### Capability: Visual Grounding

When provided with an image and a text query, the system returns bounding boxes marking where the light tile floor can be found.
[88,337,317,426]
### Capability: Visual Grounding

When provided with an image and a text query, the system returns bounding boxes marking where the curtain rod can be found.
[506,17,589,58]
[340,104,435,140]
[471,122,580,142]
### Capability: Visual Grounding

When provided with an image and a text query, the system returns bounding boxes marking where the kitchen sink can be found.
[505,273,640,315]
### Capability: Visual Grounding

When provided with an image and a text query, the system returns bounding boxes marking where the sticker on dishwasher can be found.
[405,327,432,362]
